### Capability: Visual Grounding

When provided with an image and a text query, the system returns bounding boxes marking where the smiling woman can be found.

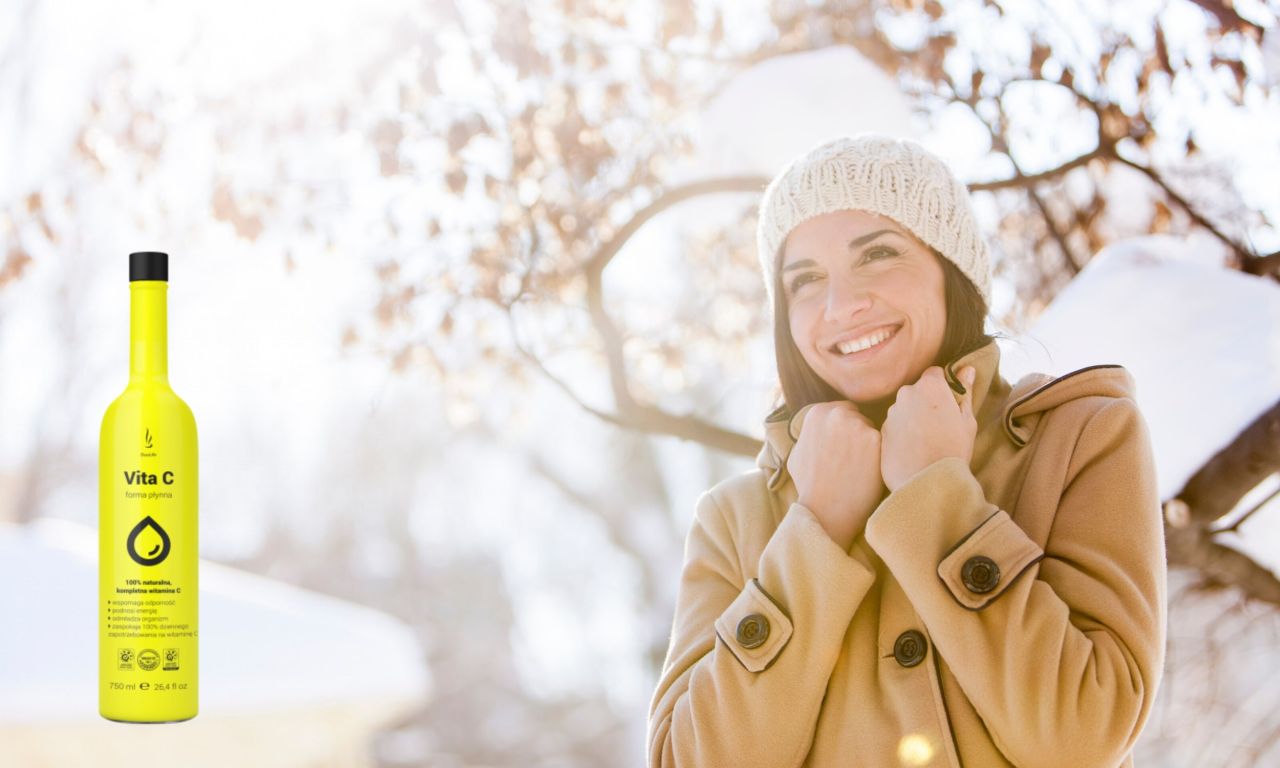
[647,133,1168,768]
[773,209,998,428]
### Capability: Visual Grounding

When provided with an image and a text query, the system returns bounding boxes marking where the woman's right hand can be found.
[786,401,886,552]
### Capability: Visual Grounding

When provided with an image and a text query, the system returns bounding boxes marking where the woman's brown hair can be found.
[770,240,1004,417]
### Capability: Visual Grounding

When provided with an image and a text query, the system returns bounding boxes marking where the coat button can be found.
[962,555,1001,594]
[894,629,927,667]
[736,613,770,649]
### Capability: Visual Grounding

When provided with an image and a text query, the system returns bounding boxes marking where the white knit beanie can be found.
[756,133,992,313]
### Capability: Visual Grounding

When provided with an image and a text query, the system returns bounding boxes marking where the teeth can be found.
[836,325,897,355]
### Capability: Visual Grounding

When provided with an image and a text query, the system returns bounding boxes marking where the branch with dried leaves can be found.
[511,175,768,457]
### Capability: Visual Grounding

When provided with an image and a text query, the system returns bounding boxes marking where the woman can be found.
[646,134,1167,768]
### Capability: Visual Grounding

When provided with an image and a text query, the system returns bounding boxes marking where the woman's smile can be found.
[828,322,903,362]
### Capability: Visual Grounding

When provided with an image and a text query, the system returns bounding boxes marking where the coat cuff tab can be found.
[714,577,794,672]
[937,509,1044,610]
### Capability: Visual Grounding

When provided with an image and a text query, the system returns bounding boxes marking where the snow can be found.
[0,517,429,723]
[690,46,918,179]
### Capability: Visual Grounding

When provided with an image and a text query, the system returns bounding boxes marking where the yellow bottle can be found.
[99,251,198,722]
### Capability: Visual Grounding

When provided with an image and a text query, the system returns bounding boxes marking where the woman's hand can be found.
[787,401,886,551]
[881,365,977,493]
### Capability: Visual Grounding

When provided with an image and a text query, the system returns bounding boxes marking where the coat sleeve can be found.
[863,396,1168,768]
[647,486,878,768]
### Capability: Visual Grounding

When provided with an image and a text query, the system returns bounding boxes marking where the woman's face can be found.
[781,209,947,405]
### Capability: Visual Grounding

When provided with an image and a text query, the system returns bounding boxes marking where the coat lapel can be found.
[756,339,1009,492]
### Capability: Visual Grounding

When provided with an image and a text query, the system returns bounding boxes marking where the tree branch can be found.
[1166,527,1280,605]
[505,297,763,457]
[1177,398,1280,527]
[1166,398,1280,606]
[1111,152,1259,269]
[1209,481,1280,535]
[967,146,1108,192]
[575,176,768,455]
[976,92,1084,276]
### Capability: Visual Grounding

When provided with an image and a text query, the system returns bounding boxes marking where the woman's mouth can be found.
[829,323,902,361]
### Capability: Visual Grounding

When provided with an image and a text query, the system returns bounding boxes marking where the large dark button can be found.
[962,555,1001,594]
[894,629,927,667]
[736,613,770,649]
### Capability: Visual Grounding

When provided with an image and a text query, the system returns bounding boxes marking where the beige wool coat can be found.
[647,339,1168,768]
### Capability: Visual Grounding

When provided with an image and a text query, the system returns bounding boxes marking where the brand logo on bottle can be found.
[141,427,156,458]
[126,515,172,566]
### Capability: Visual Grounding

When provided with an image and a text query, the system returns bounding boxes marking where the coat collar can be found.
[754,339,1138,491]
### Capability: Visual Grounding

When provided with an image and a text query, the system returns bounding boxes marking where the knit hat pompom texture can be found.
[755,133,992,312]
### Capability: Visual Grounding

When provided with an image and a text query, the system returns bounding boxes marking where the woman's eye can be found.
[789,273,818,294]
[788,248,896,296]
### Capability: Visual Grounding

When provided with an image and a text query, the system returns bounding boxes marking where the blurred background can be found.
[1,0,1279,766]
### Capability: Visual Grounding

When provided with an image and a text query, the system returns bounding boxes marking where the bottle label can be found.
[102,418,197,705]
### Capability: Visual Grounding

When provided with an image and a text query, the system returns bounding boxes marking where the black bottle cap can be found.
[129,251,169,282]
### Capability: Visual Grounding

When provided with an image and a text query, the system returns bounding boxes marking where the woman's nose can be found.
[824,275,872,322]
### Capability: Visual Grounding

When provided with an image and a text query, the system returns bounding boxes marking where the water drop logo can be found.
[126,515,171,566]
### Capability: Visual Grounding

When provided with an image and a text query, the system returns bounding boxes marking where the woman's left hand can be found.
[880,365,978,493]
